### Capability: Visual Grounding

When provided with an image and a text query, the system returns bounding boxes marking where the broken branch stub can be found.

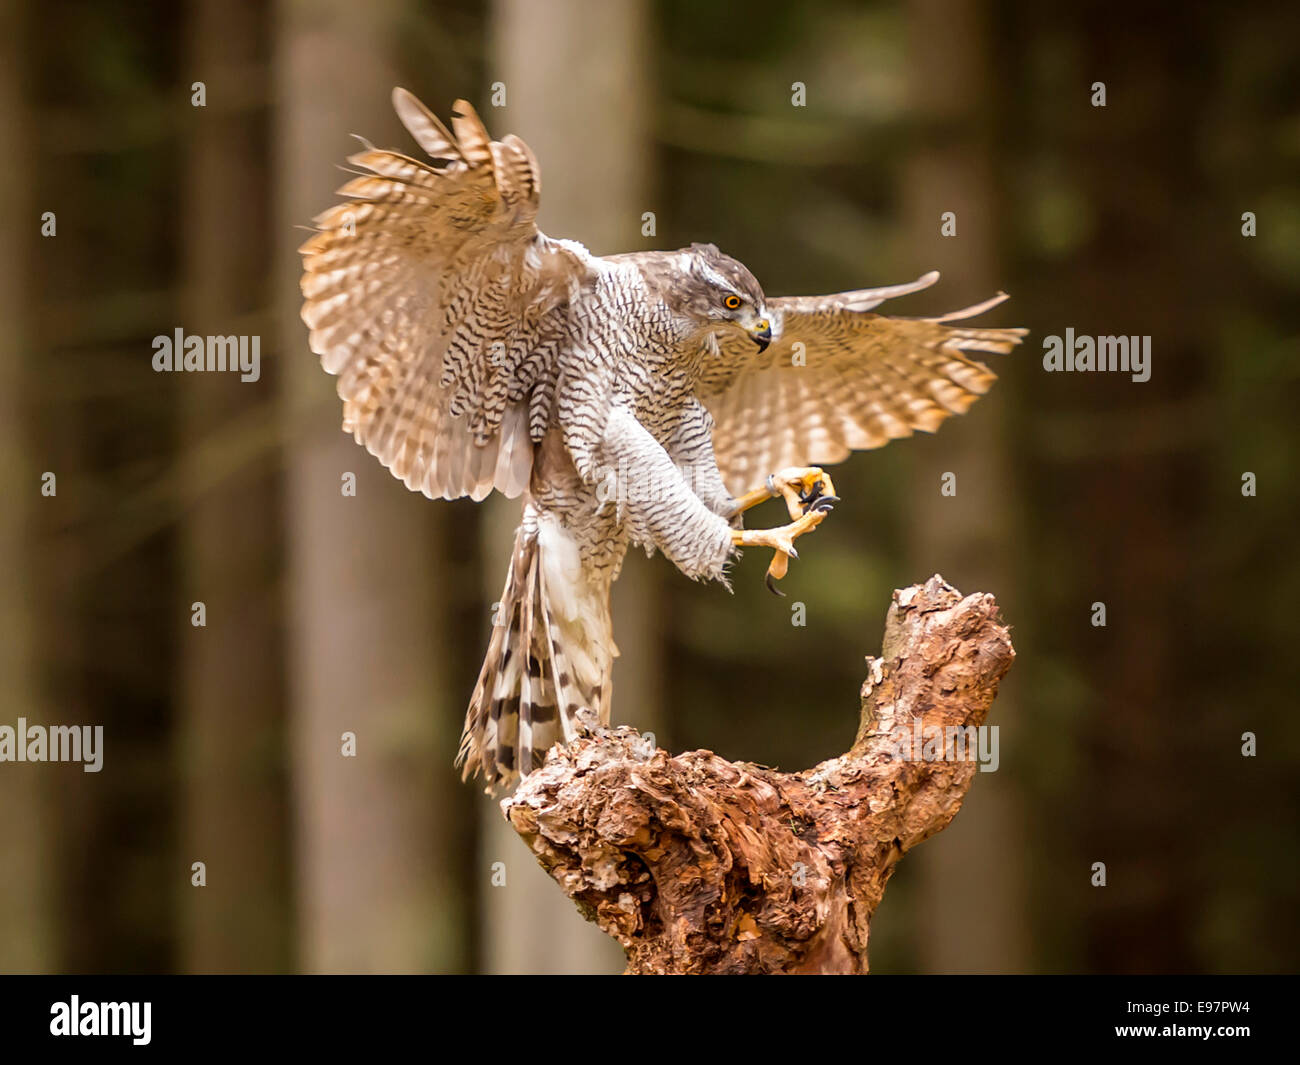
[502,574,1015,974]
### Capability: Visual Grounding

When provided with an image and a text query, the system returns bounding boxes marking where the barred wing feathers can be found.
[696,272,1027,495]
[299,89,595,501]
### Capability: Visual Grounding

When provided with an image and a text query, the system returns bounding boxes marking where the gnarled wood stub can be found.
[501,575,1015,974]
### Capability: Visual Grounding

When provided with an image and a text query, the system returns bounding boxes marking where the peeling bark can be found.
[502,575,1015,974]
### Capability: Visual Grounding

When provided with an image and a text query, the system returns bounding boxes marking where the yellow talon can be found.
[772,466,837,520]
[732,465,838,519]
[730,504,833,595]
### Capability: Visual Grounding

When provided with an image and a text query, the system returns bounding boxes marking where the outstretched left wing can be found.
[299,90,594,502]
[695,271,1027,495]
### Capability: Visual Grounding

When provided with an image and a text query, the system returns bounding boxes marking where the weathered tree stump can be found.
[502,575,1014,974]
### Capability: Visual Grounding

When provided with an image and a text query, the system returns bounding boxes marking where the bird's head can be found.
[677,243,772,351]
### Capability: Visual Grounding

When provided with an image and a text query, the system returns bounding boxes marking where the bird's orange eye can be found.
[724,294,742,310]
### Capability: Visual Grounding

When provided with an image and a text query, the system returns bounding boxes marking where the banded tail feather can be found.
[456,506,616,793]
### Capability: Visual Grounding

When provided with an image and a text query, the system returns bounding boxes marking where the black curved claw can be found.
[797,479,826,506]
[765,571,786,597]
[810,495,839,513]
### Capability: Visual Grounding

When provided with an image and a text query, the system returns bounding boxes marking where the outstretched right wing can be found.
[695,272,1027,495]
[299,89,595,500]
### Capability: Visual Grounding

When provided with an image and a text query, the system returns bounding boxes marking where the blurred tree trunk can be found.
[1058,6,1210,974]
[276,0,460,973]
[179,0,288,972]
[480,0,654,974]
[900,0,1028,972]
[0,0,54,973]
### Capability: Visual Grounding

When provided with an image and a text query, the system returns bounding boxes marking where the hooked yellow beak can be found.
[749,318,772,352]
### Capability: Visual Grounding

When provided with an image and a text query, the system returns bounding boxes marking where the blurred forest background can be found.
[1,0,1297,974]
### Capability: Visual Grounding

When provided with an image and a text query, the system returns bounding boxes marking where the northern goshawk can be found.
[299,90,1026,792]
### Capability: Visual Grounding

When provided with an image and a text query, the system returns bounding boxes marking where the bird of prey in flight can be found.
[300,89,1026,792]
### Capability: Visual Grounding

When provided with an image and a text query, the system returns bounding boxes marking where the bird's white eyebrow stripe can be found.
[698,263,739,294]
